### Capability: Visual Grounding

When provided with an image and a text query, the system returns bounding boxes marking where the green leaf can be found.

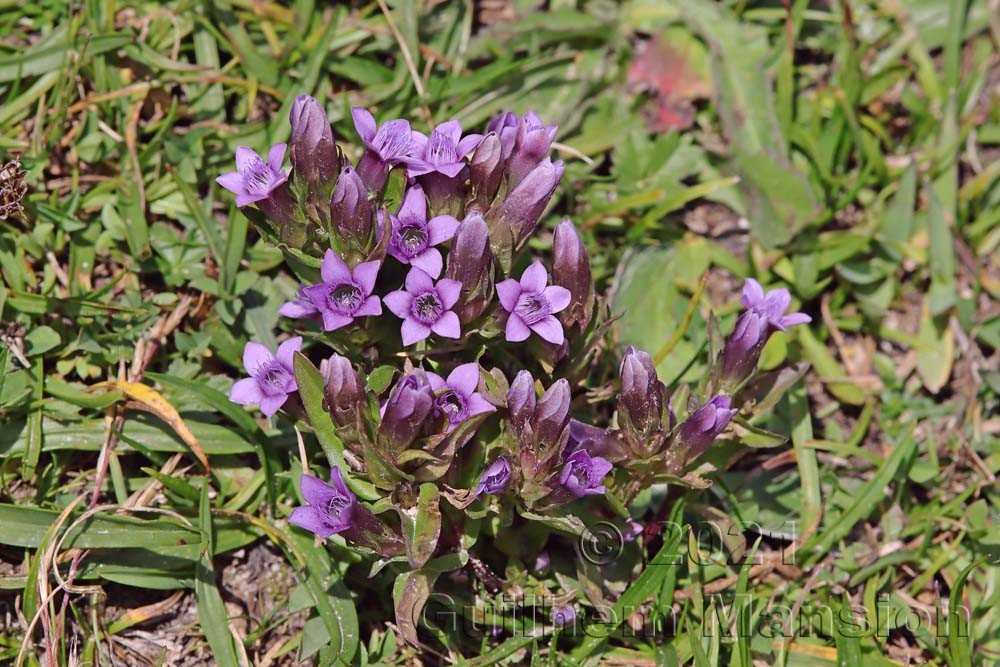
[194,483,241,666]
[397,483,442,570]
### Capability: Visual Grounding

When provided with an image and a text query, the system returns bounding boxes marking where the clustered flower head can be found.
[218,96,812,644]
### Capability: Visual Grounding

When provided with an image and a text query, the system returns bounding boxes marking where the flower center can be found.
[256,361,291,396]
[427,132,456,164]
[395,222,428,257]
[436,390,466,423]
[325,495,351,519]
[571,462,591,487]
[327,282,363,314]
[411,291,443,325]
[514,292,551,326]
[241,155,275,194]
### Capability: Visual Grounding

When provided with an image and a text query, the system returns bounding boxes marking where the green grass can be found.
[1,0,998,665]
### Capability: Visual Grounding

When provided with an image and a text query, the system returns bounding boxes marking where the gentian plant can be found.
[219,96,811,649]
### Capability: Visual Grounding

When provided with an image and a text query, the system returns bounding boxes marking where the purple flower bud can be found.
[445,212,493,323]
[533,551,551,573]
[217,144,289,208]
[278,250,382,331]
[379,370,436,450]
[229,337,301,417]
[677,395,737,459]
[508,111,558,188]
[552,605,576,628]
[475,456,512,497]
[489,158,564,248]
[552,220,594,332]
[320,354,363,428]
[470,133,504,209]
[506,370,536,439]
[720,279,811,386]
[329,166,373,247]
[486,111,519,160]
[559,448,612,497]
[564,419,623,461]
[426,363,496,430]
[352,107,414,191]
[383,267,462,346]
[533,378,570,447]
[289,467,356,538]
[618,347,665,440]
[383,185,459,279]
[496,260,571,345]
[289,95,339,189]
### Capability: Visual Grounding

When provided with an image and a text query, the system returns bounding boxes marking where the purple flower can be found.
[475,456,512,497]
[720,279,811,385]
[278,250,382,331]
[383,184,459,278]
[216,144,288,207]
[289,95,339,188]
[329,166,373,246]
[486,111,519,160]
[619,346,665,439]
[383,267,462,345]
[559,448,612,498]
[509,111,558,187]
[677,395,737,459]
[552,605,576,628]
[409,120,483,178]
[506,370,536,440]
[427,362,496,429]
[288,468,356,538]
[321,353,364,428]
[229,337,302,417]
[496,260,571,345]
[552,220,594,331]
[490,158,564,249]
[352,107,414,191]
[469,133,504,209]
[351,107,414,164]
[379,370,436,450]
[445,211,492,323]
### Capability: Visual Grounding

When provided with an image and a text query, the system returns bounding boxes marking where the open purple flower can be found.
[229,337,301,417]
[383,267,462,345]
[288,467,356,538]
[677,395,737,459]
[409,120,483,178]
[279,250,381,331]
[216,144,288,207]
[559,448,612,498]
[496,260,571,344]
[720,279,811,385]
[383,184,459,278]
[351,107,413,164]
[426,362,496,429]
[475,456,511,497]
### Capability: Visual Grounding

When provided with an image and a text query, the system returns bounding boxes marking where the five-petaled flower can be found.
[289,467,357,538]
[383,267,462,345]
[216,144,288,207]
[559,448,612,498]
[497,260,571,345]
[475,456,512,497]
[351,107,414,165]
[229,337,302,417]
[383,184,459,278]
[427,362,496,430]
[279,250,382,331]
[408,120,483,178]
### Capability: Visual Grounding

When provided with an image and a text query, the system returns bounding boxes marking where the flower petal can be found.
[529,315,564,345]
[398,185,427,221]
[216,171,245,195]
[242,342,274,372]
[229,378,263,405]
[321,312,354,331]
[352,260,381,295]
[410,249,443,279]
[320,249,352,285]
[351,107,377,143]
[436,161,466,178]
[300,474,335,506]
[267,143,287,173]
[436,120,463,146]
[354,295,383,317]
[519,260,548,293]
[427,215,460,245]
[780,312,812,327]
[740,278,765,309]
[289,506,338,538]
[404,266,437,293]
[446,363,480,397]
[430,311,461,339]
[466,393,497,417]
[259,394,288,417]
[457,134,484,157]
[542,285,572,313]
[401,318,431,345]
[278,298,317,319]
[505,314,531,342]
[275,336,303,369]
[435,279,462,310]
[383,290,413,319]
[234,146,260,172]
[496,279,522,312]
[328,467,353,498]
